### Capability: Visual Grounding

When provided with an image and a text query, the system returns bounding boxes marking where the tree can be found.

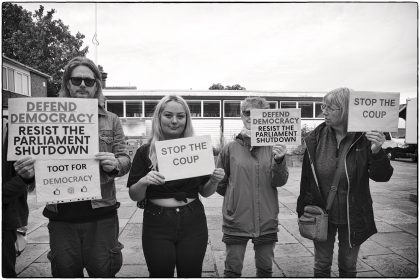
[209,83,246,90]
[2,3,89,97]
[209,83,224,90]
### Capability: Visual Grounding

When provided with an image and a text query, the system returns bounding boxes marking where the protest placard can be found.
[250,108,301,146]
[347,91,400,132]
[34,159,101,204]
[155,135,215,181]
[7,98,98,160]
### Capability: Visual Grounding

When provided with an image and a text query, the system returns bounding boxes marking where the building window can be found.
[298,102,314,118]
[2,65,30,95]
[280,101,297,109]
[126,101,142,117]
[224,101,241,117]
[187,101,201,117]
[106,101,124,117]
[145,101,158,117]
[203,101,220,117]
[268,101,278,109]
[2,67,7,89]
[315,102,323,118]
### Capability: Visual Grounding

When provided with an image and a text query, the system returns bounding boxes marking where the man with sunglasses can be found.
[42,57,131,277]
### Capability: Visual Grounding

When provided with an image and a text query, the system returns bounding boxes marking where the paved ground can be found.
[17,159,418,277]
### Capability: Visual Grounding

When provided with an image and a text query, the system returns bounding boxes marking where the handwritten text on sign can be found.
[155,135,215,181]
[347,92,400,132]
[35,159,101,204]
[251,109,301,146]
[7,98,99,160]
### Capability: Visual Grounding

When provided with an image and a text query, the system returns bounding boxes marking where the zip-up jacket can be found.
[216,134,289,237]
[297,123,393,247]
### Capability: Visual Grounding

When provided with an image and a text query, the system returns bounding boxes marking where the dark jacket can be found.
[2,130,33,230]
[297,123,393,247]
[216,134,289,237]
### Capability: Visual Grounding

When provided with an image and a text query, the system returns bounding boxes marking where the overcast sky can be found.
[18,2,417,102]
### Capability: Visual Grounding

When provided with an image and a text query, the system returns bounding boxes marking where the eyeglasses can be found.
[241,110,251,117]
[321,103,341,112]
[70,77,96,87]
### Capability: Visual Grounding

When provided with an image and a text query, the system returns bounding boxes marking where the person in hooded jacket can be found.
[297,87,393,277]
[216,97,289,277]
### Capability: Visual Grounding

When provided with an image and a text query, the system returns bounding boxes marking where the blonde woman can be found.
[127,95,225,277]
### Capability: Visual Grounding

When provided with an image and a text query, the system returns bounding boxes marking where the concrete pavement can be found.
[16,160,418,277]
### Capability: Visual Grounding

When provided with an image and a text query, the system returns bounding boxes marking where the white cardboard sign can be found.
[405,98,417,144]
[347,91,400,132]
[7,98,98,160]
[34,159,101,204]
[155,135,215,181]
[250,108,301,146]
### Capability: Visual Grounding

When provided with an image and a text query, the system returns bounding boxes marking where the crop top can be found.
[126,144,210,207]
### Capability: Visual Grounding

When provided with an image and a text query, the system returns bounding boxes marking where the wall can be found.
[30,73,48,97]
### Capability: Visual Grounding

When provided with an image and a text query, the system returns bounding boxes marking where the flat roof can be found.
[103,89,327,98]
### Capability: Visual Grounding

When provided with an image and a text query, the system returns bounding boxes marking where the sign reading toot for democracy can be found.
[7,98,102,204]
[155,135,215,181]
[7,98,98,160]
[34,159,101,204]
[251,109,301,146]
[347,92,400,132]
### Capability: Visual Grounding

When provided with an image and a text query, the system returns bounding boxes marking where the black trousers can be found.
[142,199,208,277]
[2,230,17,277]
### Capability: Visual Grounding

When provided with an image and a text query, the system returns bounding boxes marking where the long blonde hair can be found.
[147,95,194,170]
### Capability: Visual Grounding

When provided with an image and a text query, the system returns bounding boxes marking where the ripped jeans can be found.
[47,215,123,277]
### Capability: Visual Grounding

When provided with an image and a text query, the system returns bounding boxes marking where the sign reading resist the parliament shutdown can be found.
[7,98,99,160]
[251,108,301,146]
[155,135,215,181]
[7,98,101,204]
[347,91,400,132]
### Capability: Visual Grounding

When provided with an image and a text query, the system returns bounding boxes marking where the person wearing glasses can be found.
[297,87,393,277]
[216,97,289,277]
[127,95,225,277]
[42,57,131,277]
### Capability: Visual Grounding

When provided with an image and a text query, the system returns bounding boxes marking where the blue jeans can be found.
[224,241,275,277]
[47,215,123,277]
[142,199,208,277]
[314,223,360,277]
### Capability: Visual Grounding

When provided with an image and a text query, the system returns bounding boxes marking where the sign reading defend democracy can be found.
[7,98,99,160]
[251,109,301,146]
[155,135,215,181]
[347,91,400,132]
[35,159,101,204]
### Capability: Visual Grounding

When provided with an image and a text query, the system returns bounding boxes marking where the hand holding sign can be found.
[365,131,386,154]
[14,156,35,180]
[209,168,225,184]
[95,152,119,173]
[272,144,287,161]
[142,170,166,186]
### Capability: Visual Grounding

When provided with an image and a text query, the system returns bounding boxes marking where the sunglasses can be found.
[242,110,251,117]
[70,77,96,87]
